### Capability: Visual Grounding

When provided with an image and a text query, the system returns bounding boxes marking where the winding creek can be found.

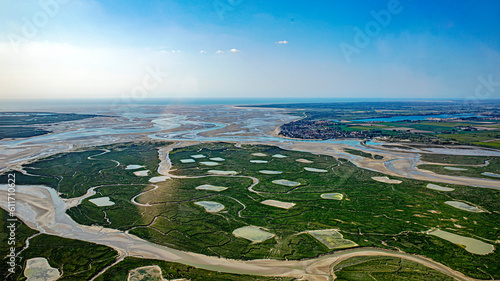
[1,107,499,280]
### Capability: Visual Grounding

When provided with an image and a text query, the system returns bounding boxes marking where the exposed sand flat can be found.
[272,179,301,187]
[371,176,402,184]
[445,201,484,212]
[128,265,165,281]
[208,170,238,175]
[251,153,267,157]
[304,167,328,173]
[426,184,454,192]
[248,140,500,190]
[444,166,468,171]
[233,226,274,243]
[125,164,144,170]
[272,154,288,158]
[191,154,206,158]
[210,157,225,161]
[133,170,150,176]
[89,197,115,207]
[259,170,282,174]
[482,172,500,178]
[195,184,228,192]
[200,161,219,166]
[321,193,343,200]
[149,176,170,183]
[0,184,476,281]
[180,159,195,163]
[261,199,296,209]
[24,257,61,281]
[428,229,494,255]
[296,158,313,164]
[194,201,225,212]
[250,160,268,163]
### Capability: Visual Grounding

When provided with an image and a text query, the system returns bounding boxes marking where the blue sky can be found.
[1,0,499,100]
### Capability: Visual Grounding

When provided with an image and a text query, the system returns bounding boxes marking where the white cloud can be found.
[276,40,288,44]
[171,50,181,54]
[215,50,224,54]
[229,48,239,53]
[200,50,207,54]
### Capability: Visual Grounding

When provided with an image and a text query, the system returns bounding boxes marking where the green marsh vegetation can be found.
[0,209,118,281]
[418,155,500,179]
[2,141,499,279]
[333,256,456,281]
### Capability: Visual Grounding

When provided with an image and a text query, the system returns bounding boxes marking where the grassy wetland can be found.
[1,141,499,279]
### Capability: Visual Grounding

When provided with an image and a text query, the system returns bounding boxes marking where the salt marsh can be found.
[272,179,300,187]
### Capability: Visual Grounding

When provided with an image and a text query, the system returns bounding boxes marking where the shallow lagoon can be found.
[272,154,287,158]
[125,164,144,170]
[321,193,343,200]
[250,160,268,163]
[444,166,468,171]
[426,183,454,191]
[482,172,500,178]
[209,157,225,161]
[371,176,402,184]
[24,257,61,281]
[195,184,228,191]
[194,201,225,212]
[208,170,238,175]
[149,176,170,183]
[180,159,196,163]
[428,229,494,255]
[304,167,328,173]
[272,179,300,187]
[232,226,274,243]
[133,170,149,176]
[261,199,295,209]
[308,229,357,250]
[259,170,282,174]
[191,154,206,158]
[200,161,219,166]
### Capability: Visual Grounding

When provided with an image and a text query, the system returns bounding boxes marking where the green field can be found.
[1,141,499,279]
